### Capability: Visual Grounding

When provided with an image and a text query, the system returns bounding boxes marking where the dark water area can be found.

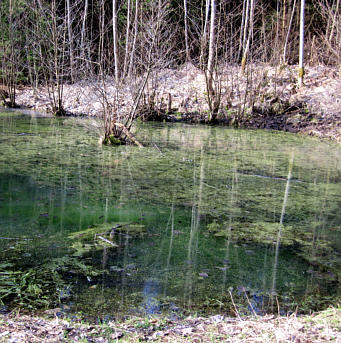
[0,110,340,319]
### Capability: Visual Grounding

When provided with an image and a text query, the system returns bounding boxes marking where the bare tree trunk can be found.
[50,0,65,115]
[113,0,119,82]
[203,0,210,37]
[316,0,340,70]
[99,0,105,70]
[283,0,297,63]
[241,0,255,74]
[261,4,267,62]
[206,0,216,120]
[241,0,250,71]
[199,0,210,68]
[282,0,287,39]
[128,0,139,77]
[2,0,17,107]
[184,0,190,61]
[123,0,132,77]
[66,0,75,82]
[238,0,247,60]
[298,0,305,87]
[275,0,280,60]
[329,0,340,42]
[80,0,89,70]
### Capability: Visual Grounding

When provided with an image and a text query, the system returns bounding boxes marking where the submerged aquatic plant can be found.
[0,254,105,310]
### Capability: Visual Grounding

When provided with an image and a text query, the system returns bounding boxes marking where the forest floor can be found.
[15,63,341,143]
[14,63,341,144]
[0,306,340,343]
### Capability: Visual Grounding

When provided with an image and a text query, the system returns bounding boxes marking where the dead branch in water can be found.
[113,122,143,147]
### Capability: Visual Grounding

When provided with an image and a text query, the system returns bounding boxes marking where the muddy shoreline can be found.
[10,64,341,143]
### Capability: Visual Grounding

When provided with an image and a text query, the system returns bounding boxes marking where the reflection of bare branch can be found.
[97,235,118,247]
[271,153,294,306]
[184,144,205,306]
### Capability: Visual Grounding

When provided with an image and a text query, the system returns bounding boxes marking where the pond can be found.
[0,110,340,319]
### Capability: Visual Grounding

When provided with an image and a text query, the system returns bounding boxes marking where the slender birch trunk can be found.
[51,0,63,114]
[66,0,74,82]
[282,0,287,38]
[238,0,247,61]
[113,0,119,82]
[283,0,297,63]
[80,0,88,66]
[329,0,340,42]
[123,0,131,76]
[8,0,16,106]
[203,0,210,36]
[199,0,210,68]
[128,0,139,77]
[99,0,105,69]
[241,0,250,69]
[206,0,216,119]
[241,0,255,74]
[184,0,190,61]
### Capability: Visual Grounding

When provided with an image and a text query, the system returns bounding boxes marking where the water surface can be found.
[0,111,340,317]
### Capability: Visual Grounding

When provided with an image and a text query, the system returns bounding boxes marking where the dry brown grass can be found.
[0,306,340,342]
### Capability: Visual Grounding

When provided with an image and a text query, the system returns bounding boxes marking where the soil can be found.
[0,307,340,343]
[13,63,341,144]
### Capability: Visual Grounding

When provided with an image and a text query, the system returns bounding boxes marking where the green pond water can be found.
[0,110,340,319]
